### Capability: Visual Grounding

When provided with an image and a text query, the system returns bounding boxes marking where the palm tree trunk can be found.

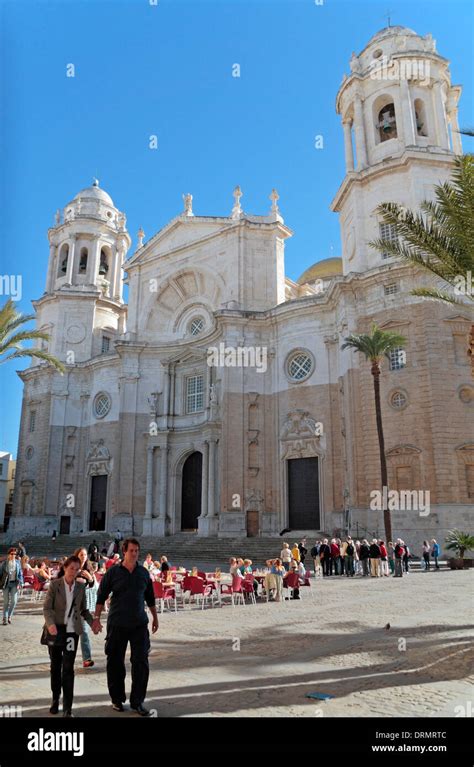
[371,363,392,543]
[469,325,474,378]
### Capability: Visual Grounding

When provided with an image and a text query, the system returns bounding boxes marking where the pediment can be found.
[378,318,411,329]
[443,315,472,324]
[125,216,235,266]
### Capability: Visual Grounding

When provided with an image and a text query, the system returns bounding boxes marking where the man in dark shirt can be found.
[92,538,158,716]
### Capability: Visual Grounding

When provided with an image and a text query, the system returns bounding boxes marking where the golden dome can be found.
[297,257,343,284]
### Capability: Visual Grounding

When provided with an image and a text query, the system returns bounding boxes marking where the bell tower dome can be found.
[34,180,131,363]
[45,178,131,300]
[331,26,463,274]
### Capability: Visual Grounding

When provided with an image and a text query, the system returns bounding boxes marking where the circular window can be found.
[93,392,111,419]
[189,317,205,336]
[390,391,407,410]
[287,350,314,382]
[459,386,474,404]
[373,48,383,59]
[26,446,34,460]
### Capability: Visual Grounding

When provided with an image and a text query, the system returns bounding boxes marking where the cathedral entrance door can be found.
[59,515,71,535]
[287,457,320,529]
[181,451,202,531]
[89,475,107,531]
[246,510,259,537]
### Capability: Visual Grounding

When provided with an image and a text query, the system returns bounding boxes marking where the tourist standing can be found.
[431,539,440,570]
[319,539,331,577]
[369,539,381,577]
[422,540,431,570]
[310,541,321,577]
[387,542,395,574]
[1,548,24,625]
[298,538,308,565]
[402,541,410,573]
[17,541,26,559]
[291,543,300,563]
[270,558,285,601]
[379,541,389,576]
[280,542,292,571]
[330,539,340,576]
[393,540,404,577]
[92,538,158,716]
[344,537,355,577]
[359,539,370,577]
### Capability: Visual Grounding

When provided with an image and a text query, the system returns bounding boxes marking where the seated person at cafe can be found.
[283,562,301,600]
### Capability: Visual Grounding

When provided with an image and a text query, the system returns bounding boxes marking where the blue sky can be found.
[1,0,473,456]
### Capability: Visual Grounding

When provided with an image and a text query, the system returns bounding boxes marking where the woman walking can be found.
[43,555,99,717]
[57,547,97,668]
[1,548,24,624]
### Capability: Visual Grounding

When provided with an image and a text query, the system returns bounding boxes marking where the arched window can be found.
[376,103,397,142]
[78,247,88,273]
[98,246,110,276]
[58,243,69,276]
[373,97,398,144]
[414,98,428,137]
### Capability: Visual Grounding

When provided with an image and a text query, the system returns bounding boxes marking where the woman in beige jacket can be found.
[43,554,100,717]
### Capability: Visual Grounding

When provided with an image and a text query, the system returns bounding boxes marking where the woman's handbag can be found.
[40,590,77,648]
[0,567,9,589]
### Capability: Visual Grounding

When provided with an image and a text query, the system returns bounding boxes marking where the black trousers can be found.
[322,557,331,576]
[105,624,150,707]
[49,632,79,711]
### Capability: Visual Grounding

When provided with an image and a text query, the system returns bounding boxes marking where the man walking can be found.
[431,539,441,570]
[92,538,158,716]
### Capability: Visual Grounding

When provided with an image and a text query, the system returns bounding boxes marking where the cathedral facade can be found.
[10,26,473,542]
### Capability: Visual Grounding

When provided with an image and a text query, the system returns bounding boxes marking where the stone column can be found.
[145,446,154,519]
[65,236,76,285]
[449,108,463,154]
[169,365,176,416]
[46,243,57,293]
[208,438,217,518]
[342,119,354,171]
[200,440,209,518]
[400,78,416,146]
[109,246,117,301]
[433,81,450,149]
[89,236,101,286]
[159,445,168,520]
[114,245,124,300]
[353,94,368,169]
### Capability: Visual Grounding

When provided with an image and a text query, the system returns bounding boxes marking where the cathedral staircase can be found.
[0,531,325,568]
[0,531,450,570]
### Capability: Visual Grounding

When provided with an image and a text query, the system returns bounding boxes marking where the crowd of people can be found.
[0,531,446,717]
[304,536,441,577]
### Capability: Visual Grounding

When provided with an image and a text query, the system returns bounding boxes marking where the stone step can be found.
[0,533,451,570]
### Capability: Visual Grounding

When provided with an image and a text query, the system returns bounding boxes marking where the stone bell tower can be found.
[331,25,463,274]
[34,179,131,362]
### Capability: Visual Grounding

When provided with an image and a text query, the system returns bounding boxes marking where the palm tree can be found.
[445,529,474,559]
[0,298,65,373]
[341,323,407,544]
[369,154,474,370]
